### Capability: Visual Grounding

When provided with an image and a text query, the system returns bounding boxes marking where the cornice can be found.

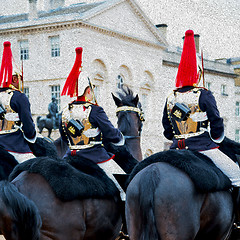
[0,19,165,49]
[162,60,238,78]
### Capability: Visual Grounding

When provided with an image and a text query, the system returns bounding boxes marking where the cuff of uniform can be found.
[23,132,37,144]
[210,131,225,144]
[112,132,125,146]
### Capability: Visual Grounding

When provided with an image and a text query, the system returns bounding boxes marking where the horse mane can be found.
[113,85,143,135]
[0,180,42,240]
[115,84,142,109]
[126,149,231,192]
[9,156,120,202]
[0,147,18,180]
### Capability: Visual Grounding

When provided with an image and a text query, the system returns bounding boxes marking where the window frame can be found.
[51,85,61,111]
[19,40,29,61]
[23,87,29,99]
[235,129,240,143]
[236,101,240,117]
[205,82,211,91]
[117,74,124,89]
[50,36,60,58]
[221,84,228,96]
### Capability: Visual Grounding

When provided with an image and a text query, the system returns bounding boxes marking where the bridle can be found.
[116,106,145,139]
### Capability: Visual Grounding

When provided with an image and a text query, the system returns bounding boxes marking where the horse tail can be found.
[0,181,42,240]
[138,164,160,240]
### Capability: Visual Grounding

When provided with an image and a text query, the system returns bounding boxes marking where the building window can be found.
[235,129,240,143]
[24,87,29,98]
[117,75,124,89]
[141,93,148,115]
[236,102,240,117]
[19,40,29,60]
[205,82,211,91]
[50,36,60,57]
[51,85,61,111]
[221,84,228,96]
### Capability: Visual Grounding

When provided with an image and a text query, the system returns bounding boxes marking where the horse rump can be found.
[126,163,160,240]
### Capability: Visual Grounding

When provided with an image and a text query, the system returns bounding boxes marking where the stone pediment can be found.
[82,0,167,47]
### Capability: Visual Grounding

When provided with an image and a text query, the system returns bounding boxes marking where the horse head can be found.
[112,85,144,161]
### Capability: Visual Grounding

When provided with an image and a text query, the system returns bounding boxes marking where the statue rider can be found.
[48,96,58,129]
[162,30,240,227]
[0,41,36,163]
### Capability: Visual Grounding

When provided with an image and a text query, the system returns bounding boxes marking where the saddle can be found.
[9,156,120,201]
[127,149,232,193]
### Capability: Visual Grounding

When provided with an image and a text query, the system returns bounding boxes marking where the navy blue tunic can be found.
[0,88,36,153]
[61,100,123,163]
[162,87,224,151]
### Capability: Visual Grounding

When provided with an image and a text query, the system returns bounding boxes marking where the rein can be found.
[116,106,145,139]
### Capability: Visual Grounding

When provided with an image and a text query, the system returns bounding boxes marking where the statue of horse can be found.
[125,137,240,240]
[36,113,61,138]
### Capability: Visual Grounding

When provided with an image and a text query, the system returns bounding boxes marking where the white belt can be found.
[0,128,19,135]
[174,130,206,139]
[70,141,102,150]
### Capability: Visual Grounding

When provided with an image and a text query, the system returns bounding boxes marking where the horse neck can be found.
[125,138,142,161]
[117,110,143,162]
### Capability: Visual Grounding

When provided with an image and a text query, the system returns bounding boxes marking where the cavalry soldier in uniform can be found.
[60,47,126,200]
[0,41,36,163]
[162,29,240,224]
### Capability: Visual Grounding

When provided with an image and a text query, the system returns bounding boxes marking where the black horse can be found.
[125,137,240,240]
[112,85,144,161]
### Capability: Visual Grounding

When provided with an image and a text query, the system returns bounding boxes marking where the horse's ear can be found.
[133,94,139,107]
[112,93,122,107]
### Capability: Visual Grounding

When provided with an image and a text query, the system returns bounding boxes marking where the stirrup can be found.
[234,222,240,229]
[116,231,129,240]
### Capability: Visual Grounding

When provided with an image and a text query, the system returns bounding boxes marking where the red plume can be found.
[175,30,198,88]
[0,41,13,88]
[61,47,83,97]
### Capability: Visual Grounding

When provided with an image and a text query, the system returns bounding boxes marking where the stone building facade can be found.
[0,0,238,157]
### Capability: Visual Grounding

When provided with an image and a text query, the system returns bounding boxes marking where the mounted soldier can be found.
[0,41,36,163]
[60,47,126,201]
[162,29,240,225]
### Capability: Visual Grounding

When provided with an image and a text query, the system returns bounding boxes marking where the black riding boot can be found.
[232,187,240,229]
[117,200,129,240]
